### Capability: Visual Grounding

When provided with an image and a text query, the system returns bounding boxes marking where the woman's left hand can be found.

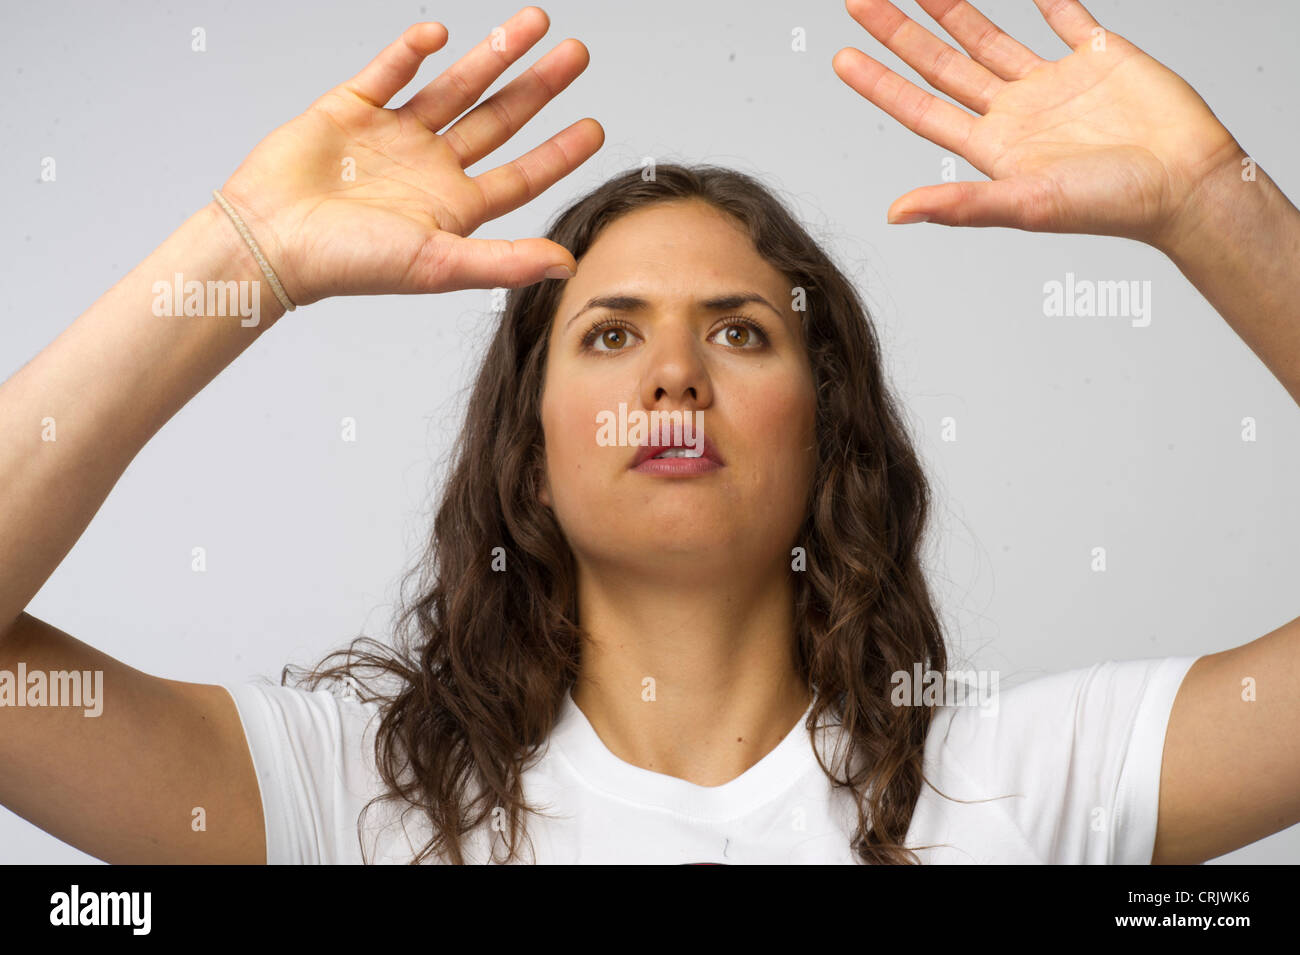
[832,0,1245,249]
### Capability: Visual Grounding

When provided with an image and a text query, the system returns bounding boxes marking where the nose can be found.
[637,320,713,412]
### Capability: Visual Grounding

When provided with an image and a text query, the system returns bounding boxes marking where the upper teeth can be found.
[654,448,699,458]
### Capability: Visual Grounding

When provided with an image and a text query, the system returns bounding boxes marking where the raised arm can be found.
[0,6,602,863]
[831,0,1300,863]
[831,0,1300,404]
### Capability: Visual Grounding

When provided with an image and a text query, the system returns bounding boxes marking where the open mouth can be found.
[651,447,702,459]
[629,434,724,473]
[632,454,722,475]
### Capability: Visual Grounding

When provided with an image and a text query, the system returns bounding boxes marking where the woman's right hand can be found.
[217,6,602,307]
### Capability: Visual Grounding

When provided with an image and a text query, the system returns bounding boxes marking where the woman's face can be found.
[539,198,818,582]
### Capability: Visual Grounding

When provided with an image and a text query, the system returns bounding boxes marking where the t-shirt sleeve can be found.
[933,654,1200,864]
[220,678,384,864]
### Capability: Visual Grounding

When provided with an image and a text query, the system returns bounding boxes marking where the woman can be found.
[1,2,1297,864]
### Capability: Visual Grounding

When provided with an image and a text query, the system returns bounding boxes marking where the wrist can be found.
[184,201,290,328]
[195,201,270,287]
[211,180,311,308]
[1151,144,1267,264]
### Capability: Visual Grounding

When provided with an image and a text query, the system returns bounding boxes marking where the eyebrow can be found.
[563,292,785,333]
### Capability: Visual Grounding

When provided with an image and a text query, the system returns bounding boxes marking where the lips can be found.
[628,432,725,469]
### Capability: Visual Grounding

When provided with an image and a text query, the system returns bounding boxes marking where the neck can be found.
[568,560,812,787]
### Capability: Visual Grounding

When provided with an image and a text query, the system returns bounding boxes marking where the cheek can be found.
[737,377,817,482]
[540,392,603,503]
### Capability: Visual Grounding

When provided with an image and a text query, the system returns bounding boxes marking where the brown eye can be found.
[709,318,769,349]
[581,318,641,352]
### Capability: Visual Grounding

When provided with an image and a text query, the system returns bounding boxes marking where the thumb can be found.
[416,233,577,293]
[887,180,1052,230]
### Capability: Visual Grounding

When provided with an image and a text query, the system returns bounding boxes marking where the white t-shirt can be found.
[222,654,1198,864]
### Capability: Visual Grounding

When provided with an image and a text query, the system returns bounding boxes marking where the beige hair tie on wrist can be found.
[211,189,297,312]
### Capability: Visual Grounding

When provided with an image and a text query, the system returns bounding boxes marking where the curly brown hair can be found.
[288,162,954,864]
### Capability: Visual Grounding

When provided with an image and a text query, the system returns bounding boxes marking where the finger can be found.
[441,38,591,170]
[399,5,551,133]
[844,0,1004,114]
[342,22,450,108]
[416,233,577,292]
[886,178,1062,230]
[912,0,1048,81]
[1029,0,1103,51]
[472,117,605,223]
[832,47,976,157]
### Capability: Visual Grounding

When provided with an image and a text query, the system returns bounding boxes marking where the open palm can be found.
[219,7,603,307]
[833,0,1244,247]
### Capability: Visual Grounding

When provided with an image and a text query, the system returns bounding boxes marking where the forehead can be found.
[556,200,790,310]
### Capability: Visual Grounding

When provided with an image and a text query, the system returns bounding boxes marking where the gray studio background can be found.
[3,0,1297,863]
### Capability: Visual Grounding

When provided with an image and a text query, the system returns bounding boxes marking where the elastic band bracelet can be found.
[211,189,297,312]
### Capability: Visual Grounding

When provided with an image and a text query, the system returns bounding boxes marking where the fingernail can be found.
[889,212,930,225]
[544,265,575,280]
